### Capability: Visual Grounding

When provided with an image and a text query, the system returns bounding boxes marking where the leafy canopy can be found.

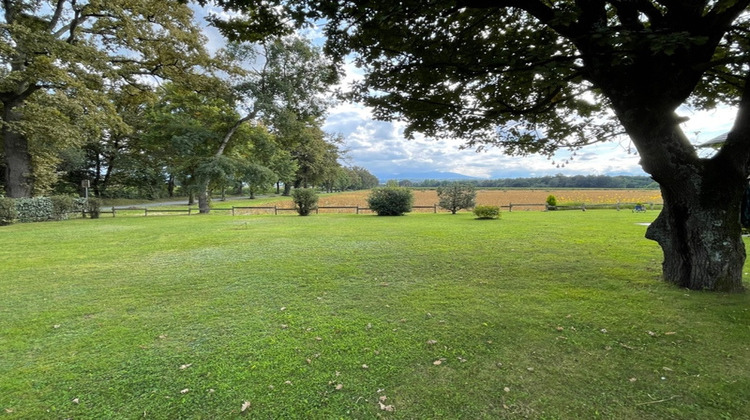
[202,1,750,160]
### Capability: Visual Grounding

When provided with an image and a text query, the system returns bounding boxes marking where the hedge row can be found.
[0,196,101,226]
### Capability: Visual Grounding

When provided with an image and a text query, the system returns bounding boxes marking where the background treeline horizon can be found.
[398,174,658,189]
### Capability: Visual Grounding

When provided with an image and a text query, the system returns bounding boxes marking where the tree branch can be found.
[715,70,750,175]
[215,110,257,157]
[47,0,66,31]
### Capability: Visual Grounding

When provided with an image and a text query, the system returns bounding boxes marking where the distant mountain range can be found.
[374,171,478,182]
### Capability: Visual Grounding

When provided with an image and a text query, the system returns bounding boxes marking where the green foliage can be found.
[367,185,414,216]
[437,182,477,214]
[291,188,319,216]
[1,0,217,196]
[473,205,500,219]
[86,197,103,219]
[546,195,557,206]
[242,163,277,199]
[0,197,17,225]
[50,195,76,221]
[14,197,54,222]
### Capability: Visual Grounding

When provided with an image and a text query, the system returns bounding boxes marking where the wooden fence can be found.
[107,201,662,217]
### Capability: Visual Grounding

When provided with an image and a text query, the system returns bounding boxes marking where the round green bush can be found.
[86,197,102,219]
[367,186,414,216]
[473,205,500,220]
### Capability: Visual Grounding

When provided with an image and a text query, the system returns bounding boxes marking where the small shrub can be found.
[546,195,557,206]
[51,195,76,220]
[86,197,102,219]
[473,205,500,220]
[0,197,17,226]
[367,185,414,216]
[291,188,318,216]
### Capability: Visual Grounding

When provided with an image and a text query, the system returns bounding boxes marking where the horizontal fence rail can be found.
[107,201,662,217]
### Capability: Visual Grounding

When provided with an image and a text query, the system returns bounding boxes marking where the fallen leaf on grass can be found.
[378,395,395,412]
[433,360,442,366]
[4,408,13,413]
[180,389,189,394]
[503,387,510,392]
[647,331,657,336]
[379,401,395,411]
[53,324,61,329]
[284,381,292,385]
[629,378,637,382]
[280,324,288,329]
[72,398,79,404]
[241,401,251,412]
[179,363,192,370]
[664,331,676,335]
[426,339,437,345]
[335,384,343,390]
[361,364,369,369]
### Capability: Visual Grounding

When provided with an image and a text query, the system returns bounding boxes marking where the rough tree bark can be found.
[2,104,33,198]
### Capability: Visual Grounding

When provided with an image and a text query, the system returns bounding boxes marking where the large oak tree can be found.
[207,0,750,291]
[0,0,213,197]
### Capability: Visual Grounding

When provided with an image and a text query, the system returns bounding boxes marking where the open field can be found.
[249,189,665,213]
[2,210,749,419]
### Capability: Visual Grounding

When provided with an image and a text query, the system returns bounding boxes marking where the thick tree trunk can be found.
[646,171,746,292]
[2,106,33,197]
[617,103,750,292]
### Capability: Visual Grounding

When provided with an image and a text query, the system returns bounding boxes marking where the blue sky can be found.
[194,5,737,180]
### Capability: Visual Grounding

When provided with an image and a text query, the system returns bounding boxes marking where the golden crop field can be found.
[262,189,663,213]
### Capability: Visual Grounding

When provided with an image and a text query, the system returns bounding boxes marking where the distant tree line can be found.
[401,175,658,189]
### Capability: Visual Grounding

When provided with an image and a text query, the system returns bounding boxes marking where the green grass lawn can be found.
[1,210,749,419]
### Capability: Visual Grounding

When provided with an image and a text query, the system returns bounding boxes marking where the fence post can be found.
[112,207,116,218]
[356,205,359,214]
[145,208,148,217]
[509,203,513,212]
[616,201,620,211]
[434,203,437,213]
[274,205,278,215]
[316,207,319,214]
[582,203,586,211]
[232,207,235,216]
